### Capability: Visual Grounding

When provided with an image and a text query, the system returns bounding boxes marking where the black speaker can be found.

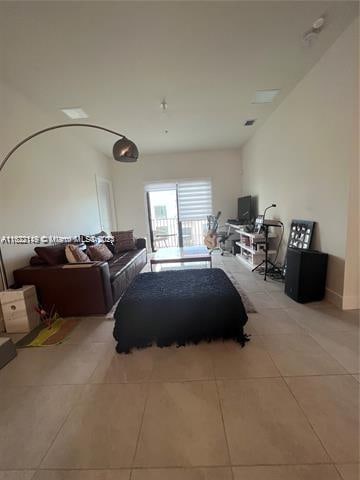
[285,248,328,303]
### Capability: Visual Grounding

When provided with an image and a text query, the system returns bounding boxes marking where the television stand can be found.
[233,230,277,270]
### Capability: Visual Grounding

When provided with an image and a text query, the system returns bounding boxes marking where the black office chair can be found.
[205,212,231,255]
[217,224,232,255]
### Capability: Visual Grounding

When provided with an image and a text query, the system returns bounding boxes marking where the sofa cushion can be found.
[112,230,136,253]
[87,243,113,261]
[65,244,91,263]
[29,255,47,266]
[108,250,145,281]
[34,244,67,266]
[80,232,115,253]
[110,249,147,302]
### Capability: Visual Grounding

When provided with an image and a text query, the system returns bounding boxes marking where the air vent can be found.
[61,107,88,119]
[244,119,256,126]
[253,89,280,104]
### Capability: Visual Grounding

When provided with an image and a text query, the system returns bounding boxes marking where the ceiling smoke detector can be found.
[313,16,325,30]
[303,16,326,47]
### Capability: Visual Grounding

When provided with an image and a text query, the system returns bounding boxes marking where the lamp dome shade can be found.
[113,138,139,162]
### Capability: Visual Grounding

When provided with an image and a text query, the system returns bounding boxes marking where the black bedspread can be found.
[113,268,249,353]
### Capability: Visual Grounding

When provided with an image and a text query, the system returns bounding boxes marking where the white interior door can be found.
[96,176,117,233]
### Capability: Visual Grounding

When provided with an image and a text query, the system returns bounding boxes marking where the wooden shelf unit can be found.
[234,229,277,269]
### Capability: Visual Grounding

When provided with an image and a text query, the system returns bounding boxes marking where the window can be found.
[177,180,213,221]
[154,205,167,219]
[145,179,213,249]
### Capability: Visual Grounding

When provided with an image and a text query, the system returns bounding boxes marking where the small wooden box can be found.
[0,286,40,333]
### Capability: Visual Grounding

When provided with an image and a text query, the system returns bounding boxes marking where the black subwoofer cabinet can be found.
[285,248,328,303]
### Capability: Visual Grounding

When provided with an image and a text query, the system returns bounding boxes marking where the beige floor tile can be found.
[209,338,280,378]
[336,463,360,480]
[150,345,215,382]
[42,384,147,468]
[250,309,305,335]
[246,292,282,309]
[353,374,360,382]
[0,385,82,469]
[323,308,359,325]
[0,473,35,480]
[135,381,229,467]
[33,471,130,480]
[233,465,342,479]
[131,467,232,480]
[261,334,346,376]
[229,275,268,294]
[309,330,359,373]
[285,308,358,336]
[267,290,303,309]
[286,375,359,463]
[0,343,108,386]
[242,317,258,336]
[218,378,329,465]
[261,278,286,293]
[66,317,115,344]
[90,347,155,383]
[292,300,335,311]
[242,283,269,295]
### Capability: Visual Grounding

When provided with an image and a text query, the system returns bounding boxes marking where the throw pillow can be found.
[87,243,113,261]
[112,230,136,253]
[80,231,108,245]
[65,244,91,263]
[29,255,47,266]
[34,244,67,265]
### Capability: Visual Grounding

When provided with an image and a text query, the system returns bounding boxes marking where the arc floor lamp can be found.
[0,122,139,290]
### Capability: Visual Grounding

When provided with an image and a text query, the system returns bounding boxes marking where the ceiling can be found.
[0,1,358,157]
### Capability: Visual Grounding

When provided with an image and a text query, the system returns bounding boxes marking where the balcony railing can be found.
[151,217,207,249]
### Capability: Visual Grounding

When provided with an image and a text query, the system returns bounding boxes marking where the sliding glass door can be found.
[146,185,179,251]
[146,180,212,251]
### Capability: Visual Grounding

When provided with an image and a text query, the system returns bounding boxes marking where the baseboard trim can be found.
[342,295,360,310]
[325,287,343,309]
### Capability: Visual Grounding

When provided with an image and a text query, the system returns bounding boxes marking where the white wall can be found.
[343,25,359,309]
[111,149,243,241]
[240,20,359,308]
[0,81,112,286]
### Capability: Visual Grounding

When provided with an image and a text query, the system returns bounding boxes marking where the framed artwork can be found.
[288,220,315,250]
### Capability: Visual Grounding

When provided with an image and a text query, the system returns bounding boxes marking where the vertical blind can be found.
[177,180,213,221]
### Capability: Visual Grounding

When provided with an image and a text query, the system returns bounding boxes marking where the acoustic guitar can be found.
[204,211,221,250]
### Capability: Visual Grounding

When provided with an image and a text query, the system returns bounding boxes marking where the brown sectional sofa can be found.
[13,238,147,317]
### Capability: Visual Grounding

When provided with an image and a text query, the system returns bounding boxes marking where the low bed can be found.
[113,268,249,353]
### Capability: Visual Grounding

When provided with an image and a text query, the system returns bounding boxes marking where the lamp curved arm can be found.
[0,123,128,173]
[0,122,138,290]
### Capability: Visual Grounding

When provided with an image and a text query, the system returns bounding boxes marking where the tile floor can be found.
[0,255,359,480]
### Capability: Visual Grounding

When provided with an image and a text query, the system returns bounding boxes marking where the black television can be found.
[238,195,252,223]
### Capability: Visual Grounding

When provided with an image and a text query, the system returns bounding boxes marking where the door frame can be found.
[95,175,117,233]
[145,183,179,252]
[146,191,156,252]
